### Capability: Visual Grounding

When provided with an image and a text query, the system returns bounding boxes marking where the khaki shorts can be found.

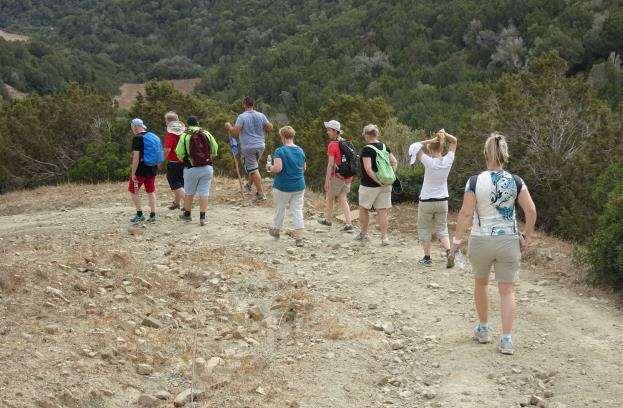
[468,235,521,283]
[417,200,449,241]
[358,185,392,210]
[329,177,351,197]
[242,147,264,173]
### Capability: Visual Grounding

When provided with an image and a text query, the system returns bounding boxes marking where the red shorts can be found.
[128,175,156,194]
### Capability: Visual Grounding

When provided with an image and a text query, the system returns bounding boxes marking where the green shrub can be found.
[587,180,623,288]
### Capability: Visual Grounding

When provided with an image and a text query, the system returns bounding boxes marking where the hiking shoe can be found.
[244,183,253,193]
[473,325,492,344]
[130,214,145,224]
[179,213,192,222]
[446,249,455,269]
[146,215,157,224]
[168,202,180,210]
[199,218,206,226]
[295,238,304,247]
[354,233,369,242]
[317,217,332,226]
[268,227,280,238]
[381,237,390,246]
[499,335,514,355]
[341,224,355,233]
[418,257,433,267]
[256,193,267,201]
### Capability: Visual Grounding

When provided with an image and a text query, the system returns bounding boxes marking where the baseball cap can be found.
[167,120,185,135]
[323,120,341,133]
[131,118,147,129]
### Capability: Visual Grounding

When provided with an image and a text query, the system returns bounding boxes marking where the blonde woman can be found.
[409,129,457,267]
[451,133,537,355]
[267,126,307,247]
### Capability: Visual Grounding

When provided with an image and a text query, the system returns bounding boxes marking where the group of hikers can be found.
[127,96,537,355]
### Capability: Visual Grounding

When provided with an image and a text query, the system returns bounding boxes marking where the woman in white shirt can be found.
[451,133,537,355]
[409,130,457,268]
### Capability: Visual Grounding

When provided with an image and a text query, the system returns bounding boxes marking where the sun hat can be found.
[167,120,185,135]
[323,120,341,133]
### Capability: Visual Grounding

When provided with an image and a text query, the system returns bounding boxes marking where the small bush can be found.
[587,179,623,288]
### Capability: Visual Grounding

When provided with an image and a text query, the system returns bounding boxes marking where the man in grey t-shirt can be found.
[226,96,273,200]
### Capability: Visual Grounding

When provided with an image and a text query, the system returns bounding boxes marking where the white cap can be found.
[131,118,147,129]
[408,142,423,165]
[323,120,341,133]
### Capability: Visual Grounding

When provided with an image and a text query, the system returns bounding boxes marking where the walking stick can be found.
[229,133,245,199]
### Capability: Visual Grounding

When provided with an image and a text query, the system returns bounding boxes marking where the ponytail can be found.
[484,133,509,167]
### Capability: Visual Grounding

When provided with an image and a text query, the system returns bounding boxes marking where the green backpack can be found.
[367,143,396,185]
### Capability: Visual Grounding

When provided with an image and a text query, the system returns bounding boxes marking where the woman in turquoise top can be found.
[266,126,307,246]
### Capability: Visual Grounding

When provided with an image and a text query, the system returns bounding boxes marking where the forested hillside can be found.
[0,0,622,287]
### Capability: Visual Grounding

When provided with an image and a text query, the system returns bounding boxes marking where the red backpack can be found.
[188,129,212,167]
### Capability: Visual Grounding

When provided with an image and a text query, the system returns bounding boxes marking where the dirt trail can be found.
[0,179,621,408]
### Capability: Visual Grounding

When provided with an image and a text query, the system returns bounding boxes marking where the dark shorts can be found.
[128,175,156,194]
[166,162,184,190]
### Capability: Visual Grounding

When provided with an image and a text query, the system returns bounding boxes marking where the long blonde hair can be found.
[484,133,510,167]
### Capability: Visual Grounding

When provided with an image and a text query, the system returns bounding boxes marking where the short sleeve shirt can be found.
[235,110,269,149]
[273,145,306,192]
[327,139,354,181]
[419,151,454,200]
[360,142,391,187]
[132,133,158,177]
[465,170,525,236]
[164,132,181,162]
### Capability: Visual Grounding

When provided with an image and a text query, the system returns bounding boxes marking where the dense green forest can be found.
[0,0,622,287]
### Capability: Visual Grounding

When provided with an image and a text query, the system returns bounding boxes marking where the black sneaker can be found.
[418,257,433,267]
[341,224,355,233]
[179,213,192,222]
[146,214,157,224]
[130,214,145,224]
[317,218,332,226]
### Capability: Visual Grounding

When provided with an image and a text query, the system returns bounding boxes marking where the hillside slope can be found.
[0,179,621,407]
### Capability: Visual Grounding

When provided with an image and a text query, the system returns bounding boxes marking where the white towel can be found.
[408,142,423,165]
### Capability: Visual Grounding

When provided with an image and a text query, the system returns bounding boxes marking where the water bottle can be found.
[455,249,469,271]
[266,154,272,172]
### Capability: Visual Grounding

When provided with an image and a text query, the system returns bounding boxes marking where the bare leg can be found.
[199,196,209,213]
[174,187,185,205]
[474,277,489,324]
[338,194,351,224]
[423,240,432,257]
[184,196,193,212]
[130,192,141,211]
[146,192,156,214]
[439,236,451,251]
[376,208,389,239]
[498,282,516,335]
[359,207,370,235]
[250,171,263,194]
[324,194,334,221]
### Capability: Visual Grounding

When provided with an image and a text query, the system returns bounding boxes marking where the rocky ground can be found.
[0,178,621,408]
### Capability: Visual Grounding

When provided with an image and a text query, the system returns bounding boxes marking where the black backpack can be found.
[336,140,359,177]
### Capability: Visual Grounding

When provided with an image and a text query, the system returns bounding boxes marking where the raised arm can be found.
[442,129,458,153]
[225,122,241,136]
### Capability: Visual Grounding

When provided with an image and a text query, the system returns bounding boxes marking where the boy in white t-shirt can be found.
[408,130,458,267]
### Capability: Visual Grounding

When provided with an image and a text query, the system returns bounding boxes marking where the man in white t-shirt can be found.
[408,130,458,267]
